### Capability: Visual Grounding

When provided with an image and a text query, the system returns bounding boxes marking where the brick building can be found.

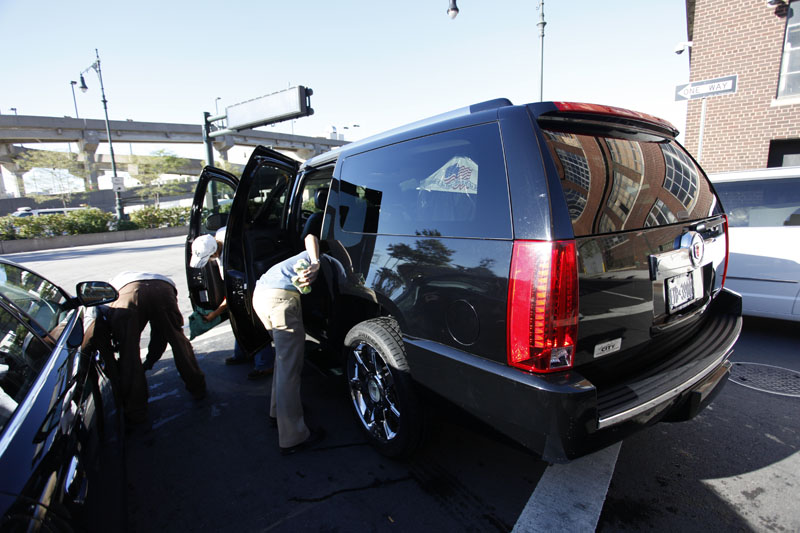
[683,0,800,172]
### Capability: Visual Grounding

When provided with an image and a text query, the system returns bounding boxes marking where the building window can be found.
[778,2,800,98]
[662,143,699,211]
[555,149,591,190]
[645,199,678,227]
[563,188,588,220]
[607,171,641,224]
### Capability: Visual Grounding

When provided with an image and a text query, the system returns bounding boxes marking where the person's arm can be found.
[298,235,321,287]
[203,299,227,322]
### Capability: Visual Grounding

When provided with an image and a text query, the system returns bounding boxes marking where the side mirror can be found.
[75,281,118,307]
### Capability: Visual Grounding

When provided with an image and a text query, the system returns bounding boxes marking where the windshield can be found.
[0,262,69,334]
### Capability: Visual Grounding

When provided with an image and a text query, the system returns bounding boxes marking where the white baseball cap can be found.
[190,234,218,268]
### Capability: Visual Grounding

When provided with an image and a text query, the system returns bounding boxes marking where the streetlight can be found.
[69,81,80,118]
[10,108,17,116]
[537,0,546,102]
[447,0,459,19]
[79,48,124,220]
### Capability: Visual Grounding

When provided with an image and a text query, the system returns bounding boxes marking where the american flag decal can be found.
[443,163,474,191]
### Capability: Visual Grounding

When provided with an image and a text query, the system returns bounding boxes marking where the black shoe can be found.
[248,368,274,380]
[225,356,247,365]
[280,428,325,456]
[191,388,207,401]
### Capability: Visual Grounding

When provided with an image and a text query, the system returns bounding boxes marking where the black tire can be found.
[344,318,423,458]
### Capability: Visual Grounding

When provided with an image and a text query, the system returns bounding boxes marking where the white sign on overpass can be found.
[675,75,738,101]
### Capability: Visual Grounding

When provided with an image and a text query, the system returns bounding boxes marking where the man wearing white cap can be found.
[190,229,275,379]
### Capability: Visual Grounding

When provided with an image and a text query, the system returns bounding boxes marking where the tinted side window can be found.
[200,179,236,233]
[713,178,800,227]
[338,123,511,239]
[245,163,292,228]
[0,305,52,432]
[542,129,720,236]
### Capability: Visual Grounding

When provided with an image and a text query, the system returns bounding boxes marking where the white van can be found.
[11,206,87,218]
[709,167,800,321]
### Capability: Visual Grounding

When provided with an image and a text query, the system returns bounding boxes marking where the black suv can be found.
[186,99,742,462]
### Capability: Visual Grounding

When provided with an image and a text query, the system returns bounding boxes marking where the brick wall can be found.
[685,0,800,172]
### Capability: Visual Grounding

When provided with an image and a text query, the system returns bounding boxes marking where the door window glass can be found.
[0,305,52,432]
[337,123,511,238]
[201,180,236,233]
[713,177,800,227]
[0,263,68,335]
[245,163,292,228]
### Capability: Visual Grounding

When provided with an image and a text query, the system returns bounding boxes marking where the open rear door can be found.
[185,166,238,313]
[224,146,300,354]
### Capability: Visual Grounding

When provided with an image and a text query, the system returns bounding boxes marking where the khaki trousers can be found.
[252,287,310,448]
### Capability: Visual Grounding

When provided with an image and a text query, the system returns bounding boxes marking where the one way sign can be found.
[675,75,738,101]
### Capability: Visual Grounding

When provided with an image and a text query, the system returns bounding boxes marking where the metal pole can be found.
[203,112,215,166]
[537,0,546,101]
[70,81,80,118]
[697,97,707,163]
[93,49,123,219]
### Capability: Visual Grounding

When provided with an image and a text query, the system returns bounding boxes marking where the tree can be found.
[131,149,189,206]
[13,149,87,207]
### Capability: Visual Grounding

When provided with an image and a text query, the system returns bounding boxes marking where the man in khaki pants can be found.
[252,233,324,455]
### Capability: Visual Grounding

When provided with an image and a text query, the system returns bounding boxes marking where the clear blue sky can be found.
[1,0,691,157]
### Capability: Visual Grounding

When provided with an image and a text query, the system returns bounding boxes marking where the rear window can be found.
[541,129,720,236]
[712,177,800,227]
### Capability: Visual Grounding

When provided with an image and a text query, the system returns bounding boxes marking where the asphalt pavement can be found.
[8,235,800,532]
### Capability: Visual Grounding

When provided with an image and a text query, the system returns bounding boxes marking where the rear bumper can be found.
[404,288,742,463]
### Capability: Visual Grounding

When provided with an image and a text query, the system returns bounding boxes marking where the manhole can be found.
[729,362,800,398]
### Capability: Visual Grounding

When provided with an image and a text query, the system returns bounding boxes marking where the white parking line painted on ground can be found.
[512,442,621,532]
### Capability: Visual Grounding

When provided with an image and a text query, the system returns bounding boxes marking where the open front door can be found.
[224,146,300,354]
[185,166,238,313]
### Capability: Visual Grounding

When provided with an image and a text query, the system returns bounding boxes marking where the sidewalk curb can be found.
[0,225,188,254]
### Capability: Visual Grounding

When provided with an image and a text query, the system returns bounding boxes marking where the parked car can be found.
[10,207,88,217]
[187,99,742,462]
[0,259,123,531]
[709,167,800,321]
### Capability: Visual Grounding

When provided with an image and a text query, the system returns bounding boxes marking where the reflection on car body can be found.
[0,259,122,531]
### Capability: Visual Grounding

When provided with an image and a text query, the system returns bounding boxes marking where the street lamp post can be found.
[70,81,80,118]
[537,0,546,102]
[79,49,124,220]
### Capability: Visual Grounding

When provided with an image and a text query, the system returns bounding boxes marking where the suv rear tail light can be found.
[507,240,579,373]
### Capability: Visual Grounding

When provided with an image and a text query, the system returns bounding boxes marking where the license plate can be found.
[666,270,699,314]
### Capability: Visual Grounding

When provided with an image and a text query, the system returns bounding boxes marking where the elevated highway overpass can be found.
[0,114,348,194]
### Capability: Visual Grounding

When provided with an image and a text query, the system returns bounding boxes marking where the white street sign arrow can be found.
[675,75,738,101]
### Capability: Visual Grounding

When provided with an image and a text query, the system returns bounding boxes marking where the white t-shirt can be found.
[109,271,177,291]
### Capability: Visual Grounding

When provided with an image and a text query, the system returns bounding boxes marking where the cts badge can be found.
[593,338,622,358]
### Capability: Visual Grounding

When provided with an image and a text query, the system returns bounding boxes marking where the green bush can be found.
[0,206,190,240]
[129,206,191,229]
[61,208,115,235]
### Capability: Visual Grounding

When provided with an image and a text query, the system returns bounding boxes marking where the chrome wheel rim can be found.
[347,342,401,442]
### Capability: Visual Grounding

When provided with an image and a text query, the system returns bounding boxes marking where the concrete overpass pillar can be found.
[79,131,101,190]
[0,145,24,197]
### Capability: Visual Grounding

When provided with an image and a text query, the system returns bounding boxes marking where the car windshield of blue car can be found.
[0,263,69,335]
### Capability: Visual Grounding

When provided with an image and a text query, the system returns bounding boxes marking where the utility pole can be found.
[537,0,546,102]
